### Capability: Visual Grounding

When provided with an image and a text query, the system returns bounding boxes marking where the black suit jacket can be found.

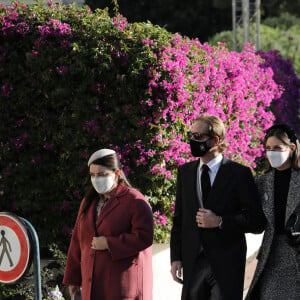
[170,156,265,300]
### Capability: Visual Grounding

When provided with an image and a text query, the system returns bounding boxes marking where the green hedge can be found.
[0,3,172,249]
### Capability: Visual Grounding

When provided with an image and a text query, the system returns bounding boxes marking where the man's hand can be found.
[91,236,108,250]
[171,260,183,284]
[196,208,222,228]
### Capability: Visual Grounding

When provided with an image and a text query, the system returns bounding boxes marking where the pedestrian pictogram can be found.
[0,229,14,267]
[0,212,31,284]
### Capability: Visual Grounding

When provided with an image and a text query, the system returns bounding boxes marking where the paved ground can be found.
[243,251,258,297]
[152,242,260,300]
[1,0,84,5]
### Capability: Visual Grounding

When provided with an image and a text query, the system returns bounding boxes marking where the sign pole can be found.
[21,218,42,300]
[0,212,42,299]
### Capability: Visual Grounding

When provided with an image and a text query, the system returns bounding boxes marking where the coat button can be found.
[89,278,92,282]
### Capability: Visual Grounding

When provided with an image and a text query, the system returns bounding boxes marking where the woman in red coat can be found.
[63,149,153,300]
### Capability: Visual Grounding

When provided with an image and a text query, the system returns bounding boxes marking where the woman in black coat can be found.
[246,124,300,299]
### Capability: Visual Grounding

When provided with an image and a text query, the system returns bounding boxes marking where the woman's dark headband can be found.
[266,124,297,144]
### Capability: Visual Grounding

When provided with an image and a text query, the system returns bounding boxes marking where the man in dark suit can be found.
[170,115,265,300]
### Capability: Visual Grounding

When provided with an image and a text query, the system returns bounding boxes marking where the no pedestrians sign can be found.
[0,212,32,284]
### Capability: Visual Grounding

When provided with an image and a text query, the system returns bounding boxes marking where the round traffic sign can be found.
[0,212,32,284]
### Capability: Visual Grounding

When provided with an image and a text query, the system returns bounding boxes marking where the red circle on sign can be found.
[0,213,31,284]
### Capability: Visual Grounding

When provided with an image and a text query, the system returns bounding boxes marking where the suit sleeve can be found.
[106,197,153,261]
[170,166,182,262]
[63,203,83,286]
[221,166,266,234]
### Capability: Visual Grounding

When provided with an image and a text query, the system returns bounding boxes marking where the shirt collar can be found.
[199,154,223,173]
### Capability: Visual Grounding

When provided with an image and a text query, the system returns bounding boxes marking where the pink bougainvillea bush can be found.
[0,3,281,245]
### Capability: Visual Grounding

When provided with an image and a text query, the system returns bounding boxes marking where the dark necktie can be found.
[201,164,211,205]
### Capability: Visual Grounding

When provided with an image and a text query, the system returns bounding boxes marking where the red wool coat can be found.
[63,183,153,300]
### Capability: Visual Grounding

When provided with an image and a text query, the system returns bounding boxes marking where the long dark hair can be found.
[264,124,300,171]
[81,153,131,215]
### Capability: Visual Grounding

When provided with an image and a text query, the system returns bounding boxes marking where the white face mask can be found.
[91,175,115,194]
[266,150,290,168]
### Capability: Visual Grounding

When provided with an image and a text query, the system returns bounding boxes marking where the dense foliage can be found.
[85,0,233,41]
[209,14,300,134]
[0,2,281,250]
[0,244,66,300]
[84,0,300,42]
[209,13,300,75]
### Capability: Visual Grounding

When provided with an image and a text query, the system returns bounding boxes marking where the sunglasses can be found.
[188,132,211,141]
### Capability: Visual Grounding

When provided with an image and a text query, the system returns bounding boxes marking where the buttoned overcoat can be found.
[63,183,153,300]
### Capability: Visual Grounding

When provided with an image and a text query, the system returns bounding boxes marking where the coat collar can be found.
[190,155,230,173]
[96,182,129,227]
[286,169,300,223]
[261,169,300,226]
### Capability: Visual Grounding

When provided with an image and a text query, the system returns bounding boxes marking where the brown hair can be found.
[81,153,131,215]
[265,126,300,170]
[193,114,227,153]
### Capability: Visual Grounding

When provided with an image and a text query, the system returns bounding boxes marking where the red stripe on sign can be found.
[0,215,31,283]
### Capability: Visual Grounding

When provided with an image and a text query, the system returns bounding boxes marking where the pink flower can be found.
[60,201,71,211]
[62,225,73,236]
[43,143,54,150]
[11,133,29,149]
[56,65,68,75]
[112,15,128,32]
[1,83,13,98]
[73,190,81,199]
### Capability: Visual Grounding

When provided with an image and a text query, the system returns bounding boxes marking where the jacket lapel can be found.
[96,196,120,227]
[261,170,275,226]
[187,160,201,210]
[207,156,232,206]
[96,184,127,227]
[285,169,300,225]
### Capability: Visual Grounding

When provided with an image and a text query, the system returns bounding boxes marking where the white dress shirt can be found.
[196,154,223,207]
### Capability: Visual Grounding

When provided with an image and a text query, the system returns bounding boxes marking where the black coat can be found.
[170,156,265,300]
